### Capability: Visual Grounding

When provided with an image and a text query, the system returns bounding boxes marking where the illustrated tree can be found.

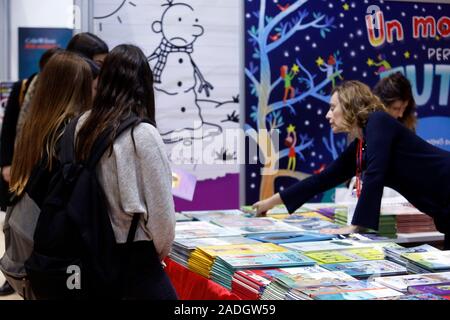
[245,0,343,200]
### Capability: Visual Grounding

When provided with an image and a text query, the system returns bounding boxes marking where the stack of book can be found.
[247,232,333,244]
[175,221,242,240]
[187,243,288,278]
[375,293,448,300]
[210,251,316,290]
[335,209,397,238]
[383,243,440,273]
[396,214,437,233]
[281,239,374,253]
[170,236,259,267]
[401,251,450,273]
[373,271,450,293]
[293,280,404,300]
[304,247,385,265]
[280,212,343,232]
[321,260,407,279]
[262,266,357,300]
[182,209,249,222]
[313,205,347,220]
[231,269,281,300]
[209,217,301,235]
[407,282,450,299]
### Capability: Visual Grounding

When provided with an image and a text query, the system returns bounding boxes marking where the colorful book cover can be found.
[285,212,334,222]
[384,244,440,256]
[218,251,316,269]
[322,260,407,278]
[210,217,302,234]
[175,221,242,239]
[281,240,373,253]
[401,251,450,271]
[234,269,282,288]
[275,270,356,289]
[174,236,259,250]
[305,248,384,264]
[301,281,403,300]
[247,232,333,244]
[282,215,341,231]
[198,243,287,258]
[373,272,450,292]
[408,282,450,296]
[376,293,448,300]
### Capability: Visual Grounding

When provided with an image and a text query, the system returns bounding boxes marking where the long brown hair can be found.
[10,51,93,195]
[332,80,387,132]
[373,72,417,131]
[75,44,156,162]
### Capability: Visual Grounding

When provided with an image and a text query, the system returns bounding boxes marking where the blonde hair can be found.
[332,80,387,132]
[10,51,92,195]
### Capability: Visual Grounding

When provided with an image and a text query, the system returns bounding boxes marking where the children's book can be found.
[175,221,242,239]
[174,236,259,250]
[408,282,450,296]
[401,251,450,271]
[300,281,403,300]
[373,272,450,292]
[281,240,373,252]
[322,260,407,278]
[305,248,385,264]
[217,251,316,269]
[210,217,302,234]
[247,232,333,244]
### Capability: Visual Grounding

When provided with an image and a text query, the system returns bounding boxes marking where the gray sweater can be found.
[76,113,175,260]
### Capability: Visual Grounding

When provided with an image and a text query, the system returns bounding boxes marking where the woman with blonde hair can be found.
[253,80,450,249]
[10,51,92,201]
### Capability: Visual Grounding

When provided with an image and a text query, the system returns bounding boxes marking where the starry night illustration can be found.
[245,0,450,205]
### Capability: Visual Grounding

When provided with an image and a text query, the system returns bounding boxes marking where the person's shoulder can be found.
[133,121,164,146]
[367,111,397,128]
[368,111,392,121]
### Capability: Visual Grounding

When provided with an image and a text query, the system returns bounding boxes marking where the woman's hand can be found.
[252,194,282,217]
[320,225,361,235]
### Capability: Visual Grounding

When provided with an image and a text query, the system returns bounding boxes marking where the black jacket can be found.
[0,73,37,167]
[280,111,450,232]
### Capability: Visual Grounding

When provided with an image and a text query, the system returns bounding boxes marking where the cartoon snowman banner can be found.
[94,0,242,206]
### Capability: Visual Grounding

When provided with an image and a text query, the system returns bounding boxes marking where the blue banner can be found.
[19,27,73,79]
[244,0,450,205]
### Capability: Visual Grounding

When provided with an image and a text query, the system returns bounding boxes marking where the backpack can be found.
[0,114,151,299]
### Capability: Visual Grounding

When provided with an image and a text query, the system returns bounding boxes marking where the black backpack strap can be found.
[127,213,140,244]
[59,115,82,164]
[86,115,154,169]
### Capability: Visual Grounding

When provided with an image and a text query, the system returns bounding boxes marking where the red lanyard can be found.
[355,139,364,198]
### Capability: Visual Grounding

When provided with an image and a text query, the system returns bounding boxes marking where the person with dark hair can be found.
[74,44,177,299]
[66,32,109,67]
[253,81,450,249]
[373,72,417,132]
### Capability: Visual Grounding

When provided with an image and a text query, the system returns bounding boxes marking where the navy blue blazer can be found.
[279,111,450,232]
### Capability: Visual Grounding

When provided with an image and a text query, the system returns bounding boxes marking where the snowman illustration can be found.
[148,0,222,144]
